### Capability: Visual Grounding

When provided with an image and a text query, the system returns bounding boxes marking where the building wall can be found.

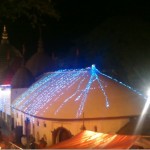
[0,85,11,116]
[11,88,27,103]
[13,109,129,146]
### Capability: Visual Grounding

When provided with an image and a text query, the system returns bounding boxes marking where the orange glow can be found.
[49,130,140,149]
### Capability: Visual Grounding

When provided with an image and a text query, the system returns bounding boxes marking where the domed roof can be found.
[12,65,146,119]
[11,66,35,88]
[0,26,22,84]
[26,38,51,77]
[0,26,22,68]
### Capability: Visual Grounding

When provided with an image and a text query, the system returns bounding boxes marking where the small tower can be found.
[26,29,51,77]
[1,25,9,44]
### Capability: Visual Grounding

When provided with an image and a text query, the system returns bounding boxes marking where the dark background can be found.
[1,0,150,93]
[4,0,150,55]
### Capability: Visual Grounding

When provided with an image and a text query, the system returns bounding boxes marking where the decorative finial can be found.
[2,25,8,40]
[1,25,9,44]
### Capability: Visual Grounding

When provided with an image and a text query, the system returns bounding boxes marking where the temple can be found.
[0,26,149,148]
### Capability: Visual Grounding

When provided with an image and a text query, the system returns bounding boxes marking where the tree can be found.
[0,0,59,27]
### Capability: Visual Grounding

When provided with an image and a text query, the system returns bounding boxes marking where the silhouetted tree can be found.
[0,0,59,27]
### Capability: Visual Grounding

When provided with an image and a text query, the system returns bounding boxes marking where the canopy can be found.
[49,130,140,149]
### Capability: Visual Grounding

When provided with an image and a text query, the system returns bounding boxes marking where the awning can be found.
[49,130,140,149]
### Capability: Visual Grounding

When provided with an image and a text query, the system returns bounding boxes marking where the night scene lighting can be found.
[12,65,145,118]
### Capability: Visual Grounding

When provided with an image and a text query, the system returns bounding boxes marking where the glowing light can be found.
[11,65,145,118]
[147,88,150,97]
[0,85,11,114]
[134,88,150,134]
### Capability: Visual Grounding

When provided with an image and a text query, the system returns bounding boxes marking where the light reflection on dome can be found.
[12,65,145,118]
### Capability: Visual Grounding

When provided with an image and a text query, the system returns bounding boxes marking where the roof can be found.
[0,26,22,68]
[26,52,51,77]
[25,38,51,77]
[12,65,147,119]
[11,66,35,88]
[117,117,150,136]
[49,130,140,149]
[0,26,22,84]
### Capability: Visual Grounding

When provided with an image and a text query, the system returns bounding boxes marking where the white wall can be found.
[0,85,11,117]
[11,88,27,103]
[13,109,130,146]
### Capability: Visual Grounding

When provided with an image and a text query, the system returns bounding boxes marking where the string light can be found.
[0,85,11,114]
[11,65,145,118]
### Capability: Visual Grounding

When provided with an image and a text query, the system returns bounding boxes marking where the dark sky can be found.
[4,0,150,57]
[1,0,150,91]
[44,0,150,52]
[3,0,150,60]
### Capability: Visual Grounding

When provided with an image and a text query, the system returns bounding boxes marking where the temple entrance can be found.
[52,127,72,144]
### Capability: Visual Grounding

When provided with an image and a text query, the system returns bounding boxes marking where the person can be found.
[21,135,27,148]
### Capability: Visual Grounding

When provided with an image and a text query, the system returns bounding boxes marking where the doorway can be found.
[52,127,72,144]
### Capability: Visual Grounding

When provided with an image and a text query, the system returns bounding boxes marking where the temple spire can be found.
[1,25,9,44]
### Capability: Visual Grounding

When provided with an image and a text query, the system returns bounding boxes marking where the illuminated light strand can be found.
[95,74,109,107]
[96,69,146,99]
[12,71,62,107]
[0,87,11,113]
[17,69,72,108]
[26,73,72,113]
[28,69,82,114]
[13,70,73,109]
[77,74,94,117]
[29,70,85,115]
[19,69,85,115]
[11,65,146,119]
[91,65,109,107]
[76,66,110,117]
[54,74,87,115]
[73,75,93,103]
[75,65,110,117]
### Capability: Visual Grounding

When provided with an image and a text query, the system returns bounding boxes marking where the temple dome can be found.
[0,26,22,84]
[11,66,35,88]
[12,65,147,119]
[0,26,22,68]
[26,38,51,77]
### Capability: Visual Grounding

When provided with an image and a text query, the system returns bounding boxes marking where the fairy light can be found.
[12,69,86,115]
[54,73,87,115]
[97,69,146,99]
[0,85,11,114]
[11,65,145,118]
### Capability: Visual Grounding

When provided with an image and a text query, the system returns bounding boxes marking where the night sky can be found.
[5,0,150,54]
[1,0,150,93]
